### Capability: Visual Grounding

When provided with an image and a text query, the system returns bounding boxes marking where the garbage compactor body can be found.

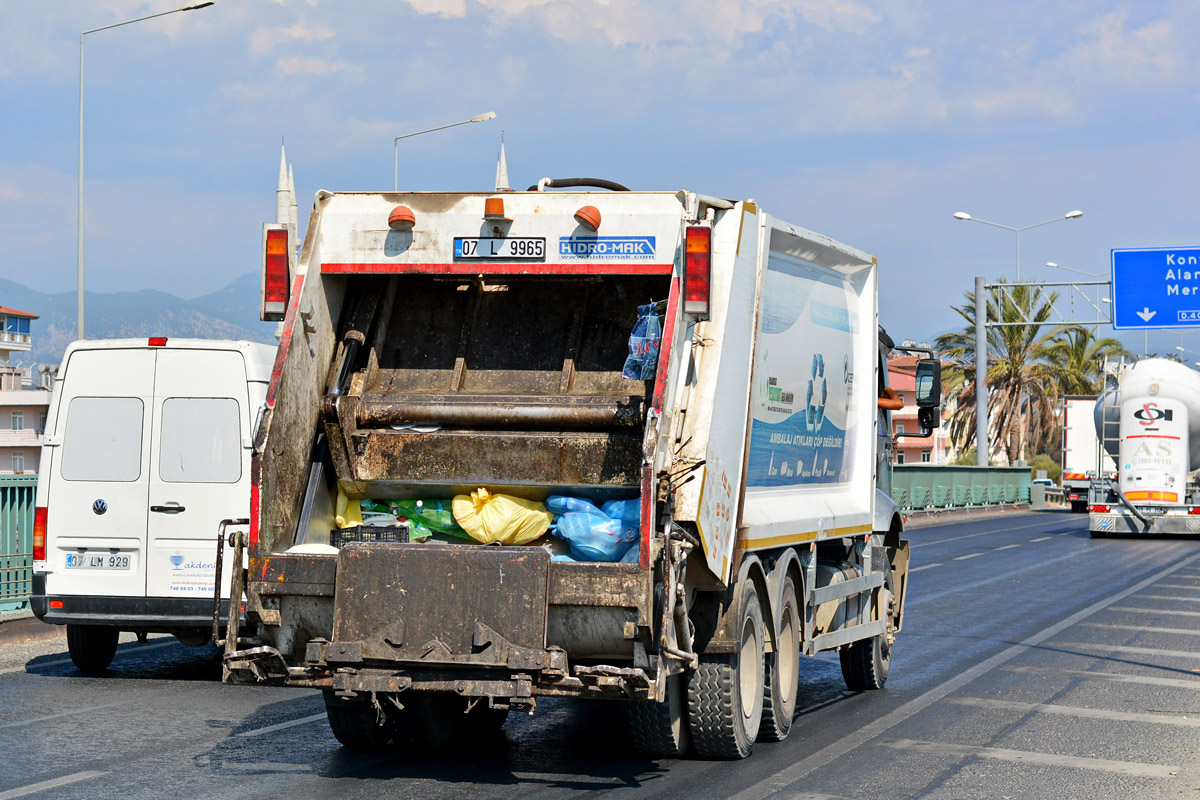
[224,186,919,758]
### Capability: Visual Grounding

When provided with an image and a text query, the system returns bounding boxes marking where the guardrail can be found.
[0,474,36,613]
[892,465,1032,512]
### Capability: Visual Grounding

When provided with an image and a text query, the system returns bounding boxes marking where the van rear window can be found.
[159,398,241,483]
[61,397,144,482]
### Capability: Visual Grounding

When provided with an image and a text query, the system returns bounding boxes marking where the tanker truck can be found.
[213,180,941,759]
[1089,357,1200,537]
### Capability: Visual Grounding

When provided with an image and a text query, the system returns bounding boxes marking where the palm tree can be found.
[1042,325,1129,395]
[936,281,1061,464]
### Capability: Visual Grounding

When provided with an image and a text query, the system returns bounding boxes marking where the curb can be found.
[902,504,1065,530]
[0,610,62,646]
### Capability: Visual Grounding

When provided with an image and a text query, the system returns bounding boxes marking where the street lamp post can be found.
[953,209,1083,282]
[393,112,497,191]
[78,1,214,340]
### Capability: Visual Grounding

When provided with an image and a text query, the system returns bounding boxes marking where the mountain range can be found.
[0,273,278,368]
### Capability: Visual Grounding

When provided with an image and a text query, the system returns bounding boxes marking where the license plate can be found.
[454,237,545,260]
[65,552,131,570]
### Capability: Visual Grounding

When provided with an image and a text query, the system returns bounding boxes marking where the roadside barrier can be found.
[892,465,1031,512]
[0,475,36,614]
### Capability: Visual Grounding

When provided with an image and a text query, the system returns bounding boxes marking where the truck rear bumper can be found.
[1090,512,1200,535]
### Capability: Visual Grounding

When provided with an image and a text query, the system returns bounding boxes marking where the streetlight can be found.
[78,1,214,340]
[393,112,497,191]
[953,209,1083,282]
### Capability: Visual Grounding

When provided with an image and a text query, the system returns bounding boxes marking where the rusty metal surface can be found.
[356,394,646,429]
[547,561,649,613]
[250,553,337,596]
[331,543,551,667]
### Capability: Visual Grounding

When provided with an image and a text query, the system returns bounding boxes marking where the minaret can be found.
[494,133,510,192]
[276,141,290,226]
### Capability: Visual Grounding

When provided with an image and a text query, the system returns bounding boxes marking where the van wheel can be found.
[839,560,893,691]
[629,673,691,757]
[688,580,764,759]
[759,577,800,742]
[66,624,119,672]
[323,691,391,750]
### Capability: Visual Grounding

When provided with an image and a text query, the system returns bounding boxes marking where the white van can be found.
[30,338,275,671]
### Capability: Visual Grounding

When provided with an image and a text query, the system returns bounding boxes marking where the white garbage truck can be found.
[1090,357,1200,537]
[216,179,941,759]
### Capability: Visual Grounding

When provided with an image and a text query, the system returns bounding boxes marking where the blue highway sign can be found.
[1111,247,1200,330]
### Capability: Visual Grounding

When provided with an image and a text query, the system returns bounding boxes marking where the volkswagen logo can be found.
[92,499,108,515]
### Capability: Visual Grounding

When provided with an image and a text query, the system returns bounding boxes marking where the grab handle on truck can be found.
[211,517,250,647]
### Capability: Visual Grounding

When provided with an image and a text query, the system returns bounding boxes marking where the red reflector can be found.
[1189,507,1200,516]
[33,507,47,561]
[263,227,290,321]
[49,600,63,609]
[147,337,168,347]
[684,226,711,318]
[1090,505,1110,513]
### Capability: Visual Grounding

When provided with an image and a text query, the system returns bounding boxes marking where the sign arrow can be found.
[1137,307,1157,322]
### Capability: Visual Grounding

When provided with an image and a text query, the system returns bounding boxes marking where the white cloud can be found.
[250,20,336,55]
[275,56,358,76]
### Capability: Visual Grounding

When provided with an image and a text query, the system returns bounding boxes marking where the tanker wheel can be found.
[323,691,391,750]
[839,559,894,691]
[688,580,765,759]
[66,624,119,672]
[1089,528,1111,539]
[759,576,800,742]
[629,673,691,758]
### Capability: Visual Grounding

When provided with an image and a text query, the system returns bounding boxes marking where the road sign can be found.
[1111,246,1200,330]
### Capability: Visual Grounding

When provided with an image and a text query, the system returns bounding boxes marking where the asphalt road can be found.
[4,509,1200,799]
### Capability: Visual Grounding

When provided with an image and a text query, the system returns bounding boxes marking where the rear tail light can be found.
[261,225,290,322]
[33,507,46,561]
[684,226,711,318]
[1189,507,1200,516]
[1090,504,1110,514]
[147,337,168,347]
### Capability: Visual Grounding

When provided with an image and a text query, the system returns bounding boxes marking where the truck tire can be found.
[1089,528,1110,539]
[687,580,765,759]
[759,577,800,742]
[66,624,119,672]
[323,691,391,750]
[1071,501,1087,514]
[839,560,893,691]
[629,673,690,758]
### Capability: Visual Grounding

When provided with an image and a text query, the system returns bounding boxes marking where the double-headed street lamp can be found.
[393,112,497,191]
[953,209,1083,283]
[77,1,214,340]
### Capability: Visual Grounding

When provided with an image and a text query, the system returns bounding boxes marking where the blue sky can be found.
[3,0,1200,355]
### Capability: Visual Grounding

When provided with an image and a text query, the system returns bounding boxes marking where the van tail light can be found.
[684,225,711,318]
[1090,504,1110,514]
[33,507,47,561]
[261,225,290,322]
[148,337,168,347]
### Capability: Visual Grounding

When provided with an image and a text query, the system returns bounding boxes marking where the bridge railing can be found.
[892,465,1032,512]
[0,474,36,614]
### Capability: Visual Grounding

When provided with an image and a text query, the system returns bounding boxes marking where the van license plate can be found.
[66,552,131,570]
[454,237,545,259]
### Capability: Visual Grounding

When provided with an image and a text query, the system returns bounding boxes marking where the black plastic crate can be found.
[330,524,410,548]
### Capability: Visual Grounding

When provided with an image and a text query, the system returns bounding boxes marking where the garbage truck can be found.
[216,179,942,759]
[1089,357,1200,537]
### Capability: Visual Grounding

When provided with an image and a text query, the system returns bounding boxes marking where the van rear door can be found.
[145,348,250,600]
[47,348,156,598]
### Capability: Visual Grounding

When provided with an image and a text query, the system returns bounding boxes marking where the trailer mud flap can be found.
[330,543,552,668]
[889,539,910,633]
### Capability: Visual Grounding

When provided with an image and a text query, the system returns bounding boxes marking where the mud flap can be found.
[888,539,910,633]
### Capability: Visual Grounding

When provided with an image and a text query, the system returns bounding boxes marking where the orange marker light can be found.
[483,197,508,220]
[574,205,601,231]
[388,205,416,231]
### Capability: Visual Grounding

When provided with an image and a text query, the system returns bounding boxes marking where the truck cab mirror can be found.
[915,358,940,409]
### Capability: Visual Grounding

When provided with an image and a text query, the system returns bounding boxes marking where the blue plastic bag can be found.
[553,512,638,562]
[622,303,662,381]
[546,495,605,517]
[601,498,641,541]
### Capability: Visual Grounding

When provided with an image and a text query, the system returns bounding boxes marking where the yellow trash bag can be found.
[452,488,552,545]
[335,486,363,529]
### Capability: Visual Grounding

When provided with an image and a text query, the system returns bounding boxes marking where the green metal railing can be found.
[892,465,1031,512]
[1,475,36,613]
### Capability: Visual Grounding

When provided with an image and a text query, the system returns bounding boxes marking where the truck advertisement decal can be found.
[746,254,859,488]
[558,236,656,260]
[1119,397,1187,503]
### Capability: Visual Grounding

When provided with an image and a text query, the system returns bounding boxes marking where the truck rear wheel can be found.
[759,577,800,742]
[66,624,119,672]
[323,691,391,750]
[839,560,893,691]
[688,581,765,759]
[629,673,691,758]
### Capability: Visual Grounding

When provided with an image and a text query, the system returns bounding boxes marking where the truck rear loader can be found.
[217,179,941,759]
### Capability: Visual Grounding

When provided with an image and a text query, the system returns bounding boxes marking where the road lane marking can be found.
[0,702,125,730]
[236,712,326,738]
[1030,536,1053,542]
[994,544,1021,550]
[1054,642,1200,660]
[910,563,942,572]
[879,739,1177,778]
[725,550,1200,800]
[1148,583,1200,590]
[0,639,177,676]
[1005,665,1200,690]
[950,696,1200,727]
[220,763,313,774]
[0,772,107,800]
[1080,621,1200,636]
[910,517,1072,549]
[952,553,982,561]
[1131,594,1200,602]
[1110,606,1200,617]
